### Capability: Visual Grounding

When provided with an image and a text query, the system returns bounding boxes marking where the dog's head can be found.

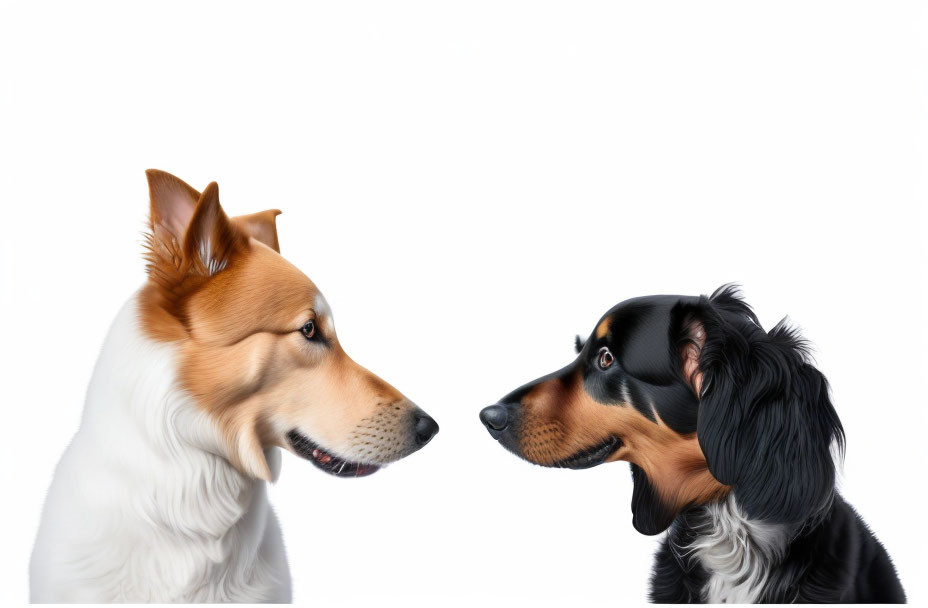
[140,170,438,481]
[480,286,843,534]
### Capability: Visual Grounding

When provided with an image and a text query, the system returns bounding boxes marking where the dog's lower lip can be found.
[553,436,621,469]
[286,430,380,478]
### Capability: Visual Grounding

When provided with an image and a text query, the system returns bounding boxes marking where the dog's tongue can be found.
[311,449,332,464]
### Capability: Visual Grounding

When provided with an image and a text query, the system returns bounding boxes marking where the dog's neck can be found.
[681,494,794,603]
[66,291,280,600]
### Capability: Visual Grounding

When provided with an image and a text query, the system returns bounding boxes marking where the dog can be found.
[479,285,905,603]
[30,170,439,602]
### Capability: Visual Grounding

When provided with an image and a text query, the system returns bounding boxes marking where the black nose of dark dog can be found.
[479,404,510,437]
[415,412,439,446]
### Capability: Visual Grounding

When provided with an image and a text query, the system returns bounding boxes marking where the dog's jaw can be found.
[286,429,381,477]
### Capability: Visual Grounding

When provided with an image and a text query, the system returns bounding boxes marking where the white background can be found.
[1,1,926,605]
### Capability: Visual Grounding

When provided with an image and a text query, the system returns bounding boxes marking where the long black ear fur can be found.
[694,285,845,524]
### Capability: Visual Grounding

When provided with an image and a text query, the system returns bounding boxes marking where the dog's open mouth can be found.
[553,436,621,469]
[286,430,380,478]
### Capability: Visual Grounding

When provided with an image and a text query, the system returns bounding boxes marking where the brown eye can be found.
[598,347,614,370]
[301,320,316,340]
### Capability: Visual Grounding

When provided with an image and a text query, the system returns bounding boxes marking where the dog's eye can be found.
[598,347,614,370]
[301,320,316,340]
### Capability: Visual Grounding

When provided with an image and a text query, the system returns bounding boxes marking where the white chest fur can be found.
[29,293,291,602]
[688,495,791,604]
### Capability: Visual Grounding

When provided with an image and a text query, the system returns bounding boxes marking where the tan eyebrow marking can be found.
[595,318,611,339]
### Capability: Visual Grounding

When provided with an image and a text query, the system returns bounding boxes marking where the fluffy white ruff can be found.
[688,495,792,603]
[30,292,291,602]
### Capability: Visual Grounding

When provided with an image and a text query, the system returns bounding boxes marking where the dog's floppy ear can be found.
[629,464,680,535]
[690,285,844,524]
[231,209,282,253]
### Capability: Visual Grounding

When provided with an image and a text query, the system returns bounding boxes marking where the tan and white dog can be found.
[30,170,439,602]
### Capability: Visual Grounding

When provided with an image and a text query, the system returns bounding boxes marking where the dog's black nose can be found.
[479,404,510,435]
[415,412,439,446]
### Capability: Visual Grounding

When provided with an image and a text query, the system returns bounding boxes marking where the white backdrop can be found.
[1,1,925,605]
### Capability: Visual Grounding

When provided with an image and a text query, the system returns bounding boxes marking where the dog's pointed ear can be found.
[182,182,248,276]
[231,209,282,253]
[146,169,201,245]
[693,286,844,524]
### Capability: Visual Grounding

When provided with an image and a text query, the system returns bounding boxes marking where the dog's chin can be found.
[286,430,380,478]
[497,434,622,470]
[551,436,622,469]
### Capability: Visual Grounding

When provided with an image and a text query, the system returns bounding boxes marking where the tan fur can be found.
[595,317,611,339]
[231,209,282,253]
[518,371,728,512]
[140,170,418,480]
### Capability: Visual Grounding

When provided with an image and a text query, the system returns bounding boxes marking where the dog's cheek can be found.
[182,333,283,412]
[630,464,679,536]
[181,336,285,481]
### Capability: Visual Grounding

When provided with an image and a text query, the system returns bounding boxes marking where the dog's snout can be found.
[479,404,510,438]
[414,412,439,446]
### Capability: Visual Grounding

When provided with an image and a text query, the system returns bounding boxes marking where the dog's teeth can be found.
[312,449,320,458]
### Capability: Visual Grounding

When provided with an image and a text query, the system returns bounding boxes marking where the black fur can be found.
[694,285,844,524]
[651,495,906,603]
[484,284,906,602]
[647,285,905,602]
[630,463,680,536]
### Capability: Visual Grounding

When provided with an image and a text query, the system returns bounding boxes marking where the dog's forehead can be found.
[593,295,698,343]
[187,244,324,340]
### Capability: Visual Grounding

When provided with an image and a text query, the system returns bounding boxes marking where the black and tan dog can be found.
[479,285,904,603]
